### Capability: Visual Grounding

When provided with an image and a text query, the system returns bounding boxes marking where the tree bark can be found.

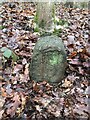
[36,2,55,31]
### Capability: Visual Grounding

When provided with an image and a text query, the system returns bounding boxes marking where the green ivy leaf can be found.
[11,52,18,62]
[1,47,18,61]
[0,25,5,30]
[1,47,8,52]
[3,49,12,58]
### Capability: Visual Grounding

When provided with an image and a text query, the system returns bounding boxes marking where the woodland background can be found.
[0,1,90,120]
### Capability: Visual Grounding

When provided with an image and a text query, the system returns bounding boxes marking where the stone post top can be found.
[34,35,66,54]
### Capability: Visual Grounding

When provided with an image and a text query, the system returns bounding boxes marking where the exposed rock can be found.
[30,35,67,83]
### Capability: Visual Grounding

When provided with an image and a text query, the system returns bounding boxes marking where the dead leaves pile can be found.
[0,2,90,120]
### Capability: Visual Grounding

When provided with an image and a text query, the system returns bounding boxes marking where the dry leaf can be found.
[62,78,72,88]
[0,110,4,119]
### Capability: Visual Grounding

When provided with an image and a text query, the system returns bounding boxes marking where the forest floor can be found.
[0,2,90,120]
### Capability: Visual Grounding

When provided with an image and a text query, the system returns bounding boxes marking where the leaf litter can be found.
[0,2,90,120]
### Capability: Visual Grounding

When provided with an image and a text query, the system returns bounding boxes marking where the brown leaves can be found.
[13,64,23,74]
[0,2,90,120]
[85,86,90,95]
[68,51,77,58]
[6,93,21,117]
[0,96,5,109]
[0,76,4,81]
[1,87,7,97]
[62,78,72,88]
[69,58,81,65]
[73,104,89,117]
[32,81,53,94]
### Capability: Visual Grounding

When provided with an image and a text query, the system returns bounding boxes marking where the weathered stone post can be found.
[30,36,67,83]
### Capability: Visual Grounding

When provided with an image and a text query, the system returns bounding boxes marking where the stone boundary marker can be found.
[30,35,67,84]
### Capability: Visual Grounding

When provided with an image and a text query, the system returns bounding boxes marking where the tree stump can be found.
[30,35,67,84]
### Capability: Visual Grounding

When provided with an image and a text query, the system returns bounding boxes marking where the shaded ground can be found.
[0,2,90,120]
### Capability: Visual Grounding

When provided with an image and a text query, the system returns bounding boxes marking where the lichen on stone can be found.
[30,35,67,83]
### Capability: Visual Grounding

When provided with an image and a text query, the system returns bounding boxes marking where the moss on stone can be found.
[30,35,67,83]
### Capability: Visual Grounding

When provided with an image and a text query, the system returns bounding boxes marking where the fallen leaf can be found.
[0,76,4,81]
[1,87,7,97]
[0,110,4,119]
[85,86,90,95]
[35,105,42,112]
[62,78,72,88]
[13,64,23,74]
[69,51,77,58]
[69,59,81,65]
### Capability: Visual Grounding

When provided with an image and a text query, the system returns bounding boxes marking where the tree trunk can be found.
[36,2,55,32]
[65,1,73,8]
